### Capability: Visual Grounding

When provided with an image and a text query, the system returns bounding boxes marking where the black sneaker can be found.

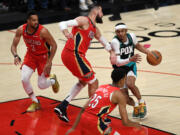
[109,15,121,21]
[54,106,69,123]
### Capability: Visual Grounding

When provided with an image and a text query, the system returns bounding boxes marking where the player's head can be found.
[115,23,128,40]
[26,10,39,29]
[89,4,103,24]
[111,68,126,86]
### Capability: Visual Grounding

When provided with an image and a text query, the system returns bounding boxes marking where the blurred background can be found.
[0,0,180,30]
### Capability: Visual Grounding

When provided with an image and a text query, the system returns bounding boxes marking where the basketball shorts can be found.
[21,52,48,76]
[61,48,95,83]
[113,62,137,78]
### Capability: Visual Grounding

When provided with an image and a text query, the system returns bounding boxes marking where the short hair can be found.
[89,2,101,11]
[26,10,38,20]
[111,68,126,83]
[115,23,126,27]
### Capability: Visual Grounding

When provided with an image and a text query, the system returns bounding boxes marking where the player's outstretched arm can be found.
[112,90,141,128]
[135,43,151,55]
[65,99,91,135]
[95,27,116,64]
[58,16,87,39]
[11,26,23,65]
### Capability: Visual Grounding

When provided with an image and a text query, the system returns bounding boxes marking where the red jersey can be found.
[22,24,48,55]
[85,84,119,119]
[64,17,96,54]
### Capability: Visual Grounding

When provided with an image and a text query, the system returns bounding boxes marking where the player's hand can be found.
[129,54,142,63]
[110,51,117,65]
[44,61,52,76]
[14,56,21,65]
[65,128,74,135]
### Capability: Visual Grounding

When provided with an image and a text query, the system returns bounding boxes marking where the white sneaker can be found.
[86,0,93,6]
[79,2,88,11]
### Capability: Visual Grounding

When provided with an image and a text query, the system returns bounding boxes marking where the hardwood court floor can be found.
[0,4,180,135]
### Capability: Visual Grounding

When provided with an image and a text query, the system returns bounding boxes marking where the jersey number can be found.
[89,94,102,108]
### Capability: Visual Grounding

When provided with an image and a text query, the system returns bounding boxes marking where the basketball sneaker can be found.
[132,106,140,119]
[139,102,147,119]
[50,74,59,93]
[54,105,69,123]
[26,101,41,112]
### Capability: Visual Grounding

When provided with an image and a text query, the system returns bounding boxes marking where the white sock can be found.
[65,82,84,102]
[80,0,85,4]
[139,99,145,104]
[29,93,38,103]
[50,79,55,85]
[38,73,52,89]
[135,102,139,107]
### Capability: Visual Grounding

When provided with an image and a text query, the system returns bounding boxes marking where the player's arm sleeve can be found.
[59,19,78,31]
[130,33,138,46]
[99,36,112,52]
[111,38,130,66]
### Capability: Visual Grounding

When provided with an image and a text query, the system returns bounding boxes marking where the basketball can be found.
[146,50,162,66]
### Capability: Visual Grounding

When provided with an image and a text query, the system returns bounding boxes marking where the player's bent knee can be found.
[38,80,46,89]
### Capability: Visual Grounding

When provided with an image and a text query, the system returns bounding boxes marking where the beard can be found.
[31,23,38,29]
[96,15,103,24]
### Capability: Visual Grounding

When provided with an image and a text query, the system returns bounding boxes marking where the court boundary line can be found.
[0,62,180,77]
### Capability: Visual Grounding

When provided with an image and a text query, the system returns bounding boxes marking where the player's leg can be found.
[37,73,59,93]
[121,88,135,106]
[88,77,98,97]
[37,54,59,93]
[126,72,147,119]
[54,80,86,122]
[21,64,40,112]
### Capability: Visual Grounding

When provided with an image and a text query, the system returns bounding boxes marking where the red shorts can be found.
[21,52,48,76]
[61,48,95,83]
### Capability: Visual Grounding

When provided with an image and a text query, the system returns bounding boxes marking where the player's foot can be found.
[54,104,69,123]
[50,74,59,93]
[26,101,41,112]
[139,102,147,119]
[132,106,140,119]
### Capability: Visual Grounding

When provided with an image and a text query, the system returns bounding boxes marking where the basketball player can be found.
[11,11,59,112]
[110,23,151,119]
[65,68,141,135]
[54,4,116,122]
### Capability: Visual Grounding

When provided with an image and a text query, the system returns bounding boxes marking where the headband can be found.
[115,24,127,30]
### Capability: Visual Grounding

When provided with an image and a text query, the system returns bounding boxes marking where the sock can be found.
[65,82,84,102]
[135,102,139,107]
[50,79,55,85]
[80,0,85,4]
[29,92,38,103]
[139,99,145,104]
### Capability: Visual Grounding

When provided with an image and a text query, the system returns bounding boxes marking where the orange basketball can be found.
[146,50,162,66]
